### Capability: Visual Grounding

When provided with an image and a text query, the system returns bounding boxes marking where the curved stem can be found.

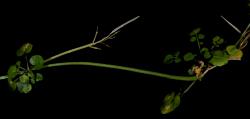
[44,62,197,81]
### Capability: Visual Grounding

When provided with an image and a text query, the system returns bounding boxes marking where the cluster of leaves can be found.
[161,28,244,114]
[7,43,44,93]
[164,28,243,68]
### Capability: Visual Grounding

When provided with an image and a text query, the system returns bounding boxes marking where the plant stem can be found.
[0,75,8,80]
[44,62,197,81]
[44,16,140,63]
[182,80,197,95]
[195,34,201,53]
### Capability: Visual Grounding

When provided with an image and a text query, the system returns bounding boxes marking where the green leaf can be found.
[29,55,44,69]
[212,36,224,45]
[226,45,243,60]
[198,34,205,39]
[8,80,17,91]
[217,38,224,45]
[212,36,220,42]
[183,52,196,62]
[190,36,196,42]
[36,73,43,82]
[16,82,32,93]
[7,65,17,80]
[16,43,33,56]
[226,45,238,55]
[190,28,201,36]
[204,51,211,59]
[175,58,182,63]
[209,50,229,66]
[161,92,181,114]
[163,54,174,64]
[213,50,224,56]
[201,47,209,53]
[188,68,194,75]
[200,42,204,45]
[20,74,29,83]
[16,61,21,67]
[28,71,35,84]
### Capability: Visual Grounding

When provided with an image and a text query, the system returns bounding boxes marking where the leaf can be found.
[226,45,243,60]
[188,68,194,75]
[226,45,238,55]
[16,82,32,93]
[212,36,220,42]
[183,52,196,62]
[213,50,224,56]
[163,54,174,64]
[212,36,224,45]
[190,28,201,36]
[198,34,205,39]
[8,80,17,91]
[209,50,229,66]
[19,74,29,83]
[7,65,17,80]
[28,71,35,84]
[175,58,182,63]
[200,42,204,45]
[36,73,43,82]
[16,61,21,67]
[217,38,224,45]
[201,47,209,53]
[16,43,33,56]
[161,92,181,114]
[190,36,196,42]
[29,55,44,69]
[204,51,211,59]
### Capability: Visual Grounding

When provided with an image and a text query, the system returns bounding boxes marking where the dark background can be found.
[0,1,249,118]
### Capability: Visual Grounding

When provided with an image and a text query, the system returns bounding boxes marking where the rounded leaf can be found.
[8,65,17,80]
[226,45,238,55]
[201,47,209,53]
[28,71,35,84]
[190,28,201,36]
[227,45,243,60]
[203,51,211,59]
[8,80,17,91]
[209,56,228,66]
[20,74,29,83]
[16,82,32,94]
[174,58,182,63]
[198,34,205,39]
[190,36,196,42]
[183,52,196,62]
[188,68,194,75]
[29,55,44,69]
[161,92,181,114]
[36,73,43,82]
[163,54,174,64]
[16,43,33,56]
[16,61,21,67]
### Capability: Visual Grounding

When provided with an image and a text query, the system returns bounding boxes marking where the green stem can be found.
[44,62,197,81]
[195,34,201,53]
[0,75,8,80]
[44,16,140,63]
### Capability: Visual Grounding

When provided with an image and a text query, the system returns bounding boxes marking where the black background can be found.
[0,1,249,118]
